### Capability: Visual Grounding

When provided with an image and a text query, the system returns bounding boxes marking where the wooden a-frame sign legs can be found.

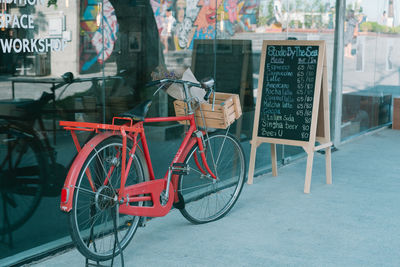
[247,40,332,193]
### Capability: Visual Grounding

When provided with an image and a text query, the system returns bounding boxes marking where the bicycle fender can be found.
[60,132,116,212]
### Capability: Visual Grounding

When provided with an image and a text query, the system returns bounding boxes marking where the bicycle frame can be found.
[59,113,216,218]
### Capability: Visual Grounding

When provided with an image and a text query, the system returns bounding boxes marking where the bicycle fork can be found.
[192,131,217,180]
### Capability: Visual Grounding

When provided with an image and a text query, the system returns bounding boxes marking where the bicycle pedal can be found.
[171,163,189,175]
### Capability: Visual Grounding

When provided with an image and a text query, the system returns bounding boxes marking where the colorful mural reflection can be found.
[150,0,258,51]
[80,0,118,73]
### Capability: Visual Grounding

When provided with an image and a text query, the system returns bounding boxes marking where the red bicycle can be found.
[59,78,246,261]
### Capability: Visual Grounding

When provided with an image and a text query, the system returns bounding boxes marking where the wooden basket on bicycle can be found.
[173,92,242,129]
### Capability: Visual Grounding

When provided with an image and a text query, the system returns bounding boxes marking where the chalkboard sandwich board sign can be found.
[248,40,332,193]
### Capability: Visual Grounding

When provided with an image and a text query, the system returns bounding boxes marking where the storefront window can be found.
[0,1,330,262]
[341,0,398,140]
[0,0,396,264]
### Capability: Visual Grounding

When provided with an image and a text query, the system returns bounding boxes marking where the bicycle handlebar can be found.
[146,78,214,101]
[146,79,201,89]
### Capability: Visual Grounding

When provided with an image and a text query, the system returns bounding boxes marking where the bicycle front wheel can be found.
[179,132,246,224]
[69,136,147,261]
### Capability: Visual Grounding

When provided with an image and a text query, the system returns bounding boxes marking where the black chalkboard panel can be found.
[257,45,319,141]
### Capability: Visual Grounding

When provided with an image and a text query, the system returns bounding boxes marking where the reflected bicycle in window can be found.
[0,73,124,245]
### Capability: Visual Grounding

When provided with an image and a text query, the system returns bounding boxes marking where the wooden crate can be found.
[173,93,242,129]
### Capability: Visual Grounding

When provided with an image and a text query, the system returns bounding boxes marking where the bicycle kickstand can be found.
[84,205,124,267]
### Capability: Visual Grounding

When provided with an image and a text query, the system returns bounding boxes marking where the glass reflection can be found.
[342,0,399,139]
[0,78,69,258]
[0,0,398,264]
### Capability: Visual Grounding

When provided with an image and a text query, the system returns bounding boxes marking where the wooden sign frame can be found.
[247,40,332,193]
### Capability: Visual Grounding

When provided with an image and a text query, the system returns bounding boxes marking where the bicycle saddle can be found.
[119,100,152,121]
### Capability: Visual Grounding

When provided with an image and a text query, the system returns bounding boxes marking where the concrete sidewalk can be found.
[31,128,400,267]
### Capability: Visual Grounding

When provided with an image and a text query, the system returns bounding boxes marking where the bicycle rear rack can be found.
[60,118,143,134]
[59,119,143,154]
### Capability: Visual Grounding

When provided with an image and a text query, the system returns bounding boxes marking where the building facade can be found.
[0,0,399,265]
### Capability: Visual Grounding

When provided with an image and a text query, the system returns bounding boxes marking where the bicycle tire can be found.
[178,131,246,224]
[68,135,148,261]
[0,123,46,235]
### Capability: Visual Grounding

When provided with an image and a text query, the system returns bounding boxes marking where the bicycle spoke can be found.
[80,210,104,233]
[187,165,205,176]
[177,182,214,192]
[215,133,228,166]
[93,146,116,193]
[74,186,115,200]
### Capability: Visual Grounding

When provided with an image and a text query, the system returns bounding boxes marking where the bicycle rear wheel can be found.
[179,132,246,224]
[0,123,46,235]
[69,136,147,261]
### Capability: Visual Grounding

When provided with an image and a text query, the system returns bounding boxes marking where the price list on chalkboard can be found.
[257,45,319,141]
